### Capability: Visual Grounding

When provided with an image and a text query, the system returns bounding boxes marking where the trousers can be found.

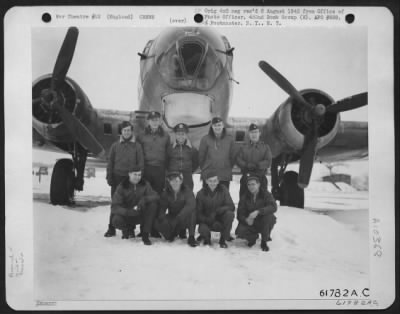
[111,202,158,233]
[198,211,234,241]
[155,209,196,239]
[235,213,276,242]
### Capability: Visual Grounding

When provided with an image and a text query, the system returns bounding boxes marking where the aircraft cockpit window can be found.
[157,38,225,91]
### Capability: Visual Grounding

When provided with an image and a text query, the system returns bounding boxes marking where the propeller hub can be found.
[313,103,326,116]
[41,89,59,108]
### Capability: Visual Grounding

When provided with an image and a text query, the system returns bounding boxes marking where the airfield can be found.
[32,161,369,301]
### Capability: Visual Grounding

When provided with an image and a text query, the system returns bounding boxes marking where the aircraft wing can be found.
[227,117,368,164]
[315,121,368,163]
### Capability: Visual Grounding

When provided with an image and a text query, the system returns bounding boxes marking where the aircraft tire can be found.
[280,171,304,208]
[50,159,75,205]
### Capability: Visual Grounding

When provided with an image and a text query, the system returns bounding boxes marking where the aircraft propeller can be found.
[34,27,105,156]
[258,60,368,188]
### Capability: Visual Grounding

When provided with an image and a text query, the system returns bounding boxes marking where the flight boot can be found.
[219,237,228,249]
[247,239,257,247]
[128,228,136,238]
[178,229,187,239]
[104,224,116,237]
[142,233,152,245]
[261,240,269,252]
[188,235,198,247]
[121,229,129,239]
[203,237,212,246]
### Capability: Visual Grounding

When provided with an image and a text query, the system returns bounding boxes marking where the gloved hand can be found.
[107,176,113,187]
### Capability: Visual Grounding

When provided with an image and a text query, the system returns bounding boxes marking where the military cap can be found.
[166,171,183,180]
[249,123,259,131]
[128,165,142,173]
[246,173,260,183]
[147,111,161,120]
[120,121,133,130]
[204,169,219,180]
[211,117,223,124]
[173,123,189,133]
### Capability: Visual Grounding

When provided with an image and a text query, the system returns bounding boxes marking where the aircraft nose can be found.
[157,36,224,91]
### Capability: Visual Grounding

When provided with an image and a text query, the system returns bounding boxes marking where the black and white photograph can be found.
[4,6,396,310]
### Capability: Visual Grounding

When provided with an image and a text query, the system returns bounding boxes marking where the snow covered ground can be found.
[33,169,369,301]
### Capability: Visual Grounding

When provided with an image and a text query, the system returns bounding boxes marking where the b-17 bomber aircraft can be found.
[32,27,368,208]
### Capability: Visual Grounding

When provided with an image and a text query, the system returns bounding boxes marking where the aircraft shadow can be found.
[33,193,110,211]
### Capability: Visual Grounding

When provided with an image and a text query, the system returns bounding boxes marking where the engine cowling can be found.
[263,89,340,158]
[32,74,96,144]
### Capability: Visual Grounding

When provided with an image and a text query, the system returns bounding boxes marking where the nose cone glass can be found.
[157,37,225,91]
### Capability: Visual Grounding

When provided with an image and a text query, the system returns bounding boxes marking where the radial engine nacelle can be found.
[262,89,340,160]
[32,74,97,145]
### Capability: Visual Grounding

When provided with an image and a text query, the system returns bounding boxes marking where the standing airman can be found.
[236,123,272,197]
[104,121,144,237]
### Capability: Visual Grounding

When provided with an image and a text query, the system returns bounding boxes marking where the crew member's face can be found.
[212,122,224,136]
[175,131,187,144]
[121,126,133,140]
[206,176,219,191]
[149,118,161,130]
[249,129,260,143]
[247,180,260,194]
[128,171,142,185]
[168,176,183,192]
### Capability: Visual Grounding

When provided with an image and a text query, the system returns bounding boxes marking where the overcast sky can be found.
[32,26,368,121]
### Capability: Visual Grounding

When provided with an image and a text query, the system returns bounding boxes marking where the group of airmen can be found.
[104,111,277,252]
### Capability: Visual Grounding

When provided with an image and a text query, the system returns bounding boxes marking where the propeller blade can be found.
[51,27,79,90]
[33,97,42,105]
[258,61,313,110]
[298,123,318,188]
[326,92,368,114]
[52,101,105,156]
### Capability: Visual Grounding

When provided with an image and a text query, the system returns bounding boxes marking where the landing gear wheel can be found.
[50,159,75,205]
[279,171,304,208]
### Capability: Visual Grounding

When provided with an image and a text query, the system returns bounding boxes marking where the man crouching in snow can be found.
[196,170,235,248]
[154,171,198,247]
[110,166,159,245]
[235,174,277,252]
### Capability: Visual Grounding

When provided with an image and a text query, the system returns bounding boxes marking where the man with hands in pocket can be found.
[110,166,159,245]
[235,174,277,252]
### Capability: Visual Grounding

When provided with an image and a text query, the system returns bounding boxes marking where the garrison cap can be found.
[246,173,260,183]
[249,123,259,131]
[128,165,142,173]
[166,171,183,180]
[173,123,189,133]
[120,121,133,130]
[211,117,223,124]
[147,111,161,120]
